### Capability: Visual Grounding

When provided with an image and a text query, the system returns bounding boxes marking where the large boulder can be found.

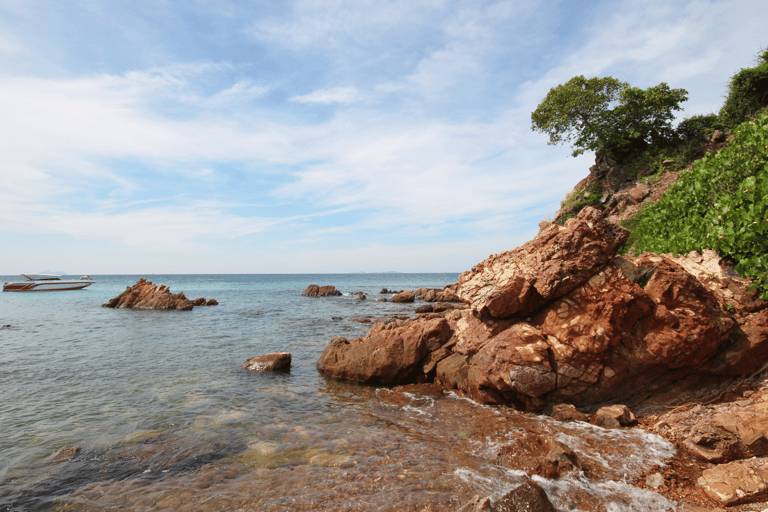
[102,279,216,311]
[437,254,735,407]
[316,317,452,384]
[301,285,342,297]
[456,207,629,319]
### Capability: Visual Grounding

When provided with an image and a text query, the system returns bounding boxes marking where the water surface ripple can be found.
[0,274,675,511]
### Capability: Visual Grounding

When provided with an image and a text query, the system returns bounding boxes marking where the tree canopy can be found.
[531,75,688,162]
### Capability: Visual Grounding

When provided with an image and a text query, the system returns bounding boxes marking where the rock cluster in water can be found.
[301,284,342,297]
[102,278,218,311]
[317,207,767,411]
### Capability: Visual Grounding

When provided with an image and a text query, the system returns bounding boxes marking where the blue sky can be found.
[0,0,765,274]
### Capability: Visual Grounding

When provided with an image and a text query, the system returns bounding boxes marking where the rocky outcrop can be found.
[456,207,629,319]
[301,285,342,297]
[316,317,452,384]
[102,279,217,311]
[243,352,291,372]
[391,290,415,303]
[315,203,768,409]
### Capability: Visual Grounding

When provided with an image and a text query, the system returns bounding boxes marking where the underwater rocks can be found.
[457,480,557,512]
[102,279,218,311]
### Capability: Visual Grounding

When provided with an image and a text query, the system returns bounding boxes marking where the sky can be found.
[0,0,765,274]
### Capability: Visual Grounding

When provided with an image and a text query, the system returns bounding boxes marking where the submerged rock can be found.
[456,480,557,512]
[243,352,291,372]
[102,279,217,311]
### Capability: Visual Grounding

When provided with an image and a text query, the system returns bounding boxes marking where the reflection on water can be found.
[0,274,678,511]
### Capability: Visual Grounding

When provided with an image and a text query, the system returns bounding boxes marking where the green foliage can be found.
[531,76,687,163]
[676,113,725,142]
[719,48,768,129]
[625,114,768,299]
[555,182,603,224]
[530,76,626,157]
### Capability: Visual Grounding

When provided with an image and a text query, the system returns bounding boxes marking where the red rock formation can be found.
[316,317,451,384]
[315,205,768,410]
[301,284,342,297]
[456,207,629,318]
[102,279,217,311]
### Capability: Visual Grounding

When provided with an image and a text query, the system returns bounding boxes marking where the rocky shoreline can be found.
[313,147,768,510]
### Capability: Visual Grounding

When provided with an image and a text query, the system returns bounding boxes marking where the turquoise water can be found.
[0,274,677,511]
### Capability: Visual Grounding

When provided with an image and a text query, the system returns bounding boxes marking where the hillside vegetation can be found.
[534,47,768,298]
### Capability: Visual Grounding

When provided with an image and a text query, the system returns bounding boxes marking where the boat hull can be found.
[3,281,93,292]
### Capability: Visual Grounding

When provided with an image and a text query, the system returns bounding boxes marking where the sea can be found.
[0,274,679,511]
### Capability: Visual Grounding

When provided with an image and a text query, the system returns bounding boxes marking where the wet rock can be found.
[380,288,402,294]
[45,446,81,463]
[391,291,415,303]
[549,403,589,423]
[456,207,629,319]
[205,298,218,306]
[456,480,559,512]
[102,279,216,311]
[301,285,342,297]
[415,304,433,313]
[243,352,291,372]
[698,456,768,506]
[646,472,664,489]
[496,432,583,479]
[592,405,636,428]
[316,317,452,384]
[456,496,493,512]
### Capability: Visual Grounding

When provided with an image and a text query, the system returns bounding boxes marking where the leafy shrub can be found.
[624,113,768,298]
[719,49,768,129]
[676,113,725,142]
[555,182,603,224]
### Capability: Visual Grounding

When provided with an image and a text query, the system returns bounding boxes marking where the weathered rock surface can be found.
[243,352,291,372]
[391,291,415,303]
[102,279,217,311]
[456,480,557,512]
[495,432,583,479]
[455,207,629,319]
[316,317,452,384]
[591,404,636,429]
[698,457,768,506]
[313,202,768,409]
[301,285,342,297]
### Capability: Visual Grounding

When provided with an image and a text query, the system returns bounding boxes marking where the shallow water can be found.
[0,274,677,511]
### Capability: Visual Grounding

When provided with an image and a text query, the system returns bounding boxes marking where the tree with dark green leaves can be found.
[531,75,688,162]
[719,48,768,128]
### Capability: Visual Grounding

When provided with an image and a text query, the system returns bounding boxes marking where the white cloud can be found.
[290,86,361,104]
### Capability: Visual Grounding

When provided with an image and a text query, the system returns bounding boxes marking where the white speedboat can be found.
[2,274,95,292]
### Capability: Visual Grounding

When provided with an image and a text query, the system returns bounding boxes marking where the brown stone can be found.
[698,457,768,506]
[549,403,589,422]
[391,291,415,303]
[243,352,291,372]
[301,284,342,297]
[456,207,629,319]
[316,317,451,384]
[496,432,582,479]
[592,405,636,428]
[102,279,215,311]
